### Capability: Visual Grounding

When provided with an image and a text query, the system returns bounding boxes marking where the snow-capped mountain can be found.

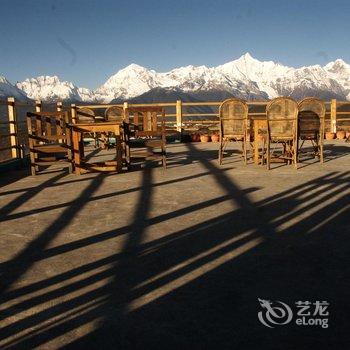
[324,59,350,100]
[94,52,350,102]
[0,75,28,100]
[95,60,267,102]
[2,53,350,102]
[16,76,95,102]
[94,64,159,102]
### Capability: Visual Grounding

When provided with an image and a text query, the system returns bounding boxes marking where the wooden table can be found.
[250,116,267,164]
[70,122,123,175]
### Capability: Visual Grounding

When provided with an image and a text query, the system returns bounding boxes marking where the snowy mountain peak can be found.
[0,75,10,84]
[116,63,153,76]
[324,59,350,73]
[0,75,28,100]
[16,75,94,102]
[123,63,147,70]
[237,52,256,62]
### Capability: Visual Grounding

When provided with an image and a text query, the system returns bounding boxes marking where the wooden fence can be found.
[1,97,349,164]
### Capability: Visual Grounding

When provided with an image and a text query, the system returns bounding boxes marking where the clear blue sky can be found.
[1,0,350,89]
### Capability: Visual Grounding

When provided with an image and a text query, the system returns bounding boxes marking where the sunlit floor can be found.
[0,141,349,349]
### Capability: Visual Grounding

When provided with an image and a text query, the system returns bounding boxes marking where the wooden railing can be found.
[0,98,64,163]
[1,98,349,164]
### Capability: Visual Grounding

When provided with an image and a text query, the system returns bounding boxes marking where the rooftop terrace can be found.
[0,141,349,348]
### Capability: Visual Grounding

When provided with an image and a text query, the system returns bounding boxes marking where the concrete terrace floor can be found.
[0,141,349,349]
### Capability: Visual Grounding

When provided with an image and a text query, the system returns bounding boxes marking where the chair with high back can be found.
[265,97,299,170]
[124,106,166,169]
[76,107,110,149]
[218,98,248,165]
[105,106,124,123]
[76,107,96,123]
[105,105,127,154]
[298,97,325,163]
[26,111,72,175]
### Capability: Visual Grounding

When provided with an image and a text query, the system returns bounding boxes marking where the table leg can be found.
[116,136,122,172]
[72,130,81,175]
[254,123,259,164]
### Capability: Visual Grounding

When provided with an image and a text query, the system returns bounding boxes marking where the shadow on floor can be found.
[0,143,349,349]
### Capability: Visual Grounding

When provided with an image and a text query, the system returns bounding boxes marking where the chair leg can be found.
[116,137,123,172]
[29,150,36,175]
[293,139,298,169]
[162,143,167,170]
[31,164,36,176]
[68,161,73,174]
[218,141,223,165]
[243,137,247,165]
[261,138,265,165]
[266,139,270,170]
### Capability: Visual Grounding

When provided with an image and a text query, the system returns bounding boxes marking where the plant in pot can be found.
[198,128,211,142]
[325,132,335,140]
[211,132,220,143]
[191,132,200,142]
[336,130,346,140]
[200,134,211,142]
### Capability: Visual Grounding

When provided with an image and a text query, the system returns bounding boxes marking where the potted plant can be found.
[325,132,335,140]
[211,133,220,143]
[336,130,346,139]
[200,134,211,142]
[191,133,200,142]
[197,127,210,142]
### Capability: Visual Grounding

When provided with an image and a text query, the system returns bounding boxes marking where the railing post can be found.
[123,102,129,122]
[35,100,42,113]
[56,102,63,141]
[71,104,77,124]
[331,99,337,133]
[7,97,19,159]
[176,100,182,141]
[57,101,62,112]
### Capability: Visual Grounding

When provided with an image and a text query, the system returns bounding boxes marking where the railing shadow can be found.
[0,143,349,349]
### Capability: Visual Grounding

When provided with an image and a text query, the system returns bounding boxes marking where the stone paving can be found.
[0,141,349,349]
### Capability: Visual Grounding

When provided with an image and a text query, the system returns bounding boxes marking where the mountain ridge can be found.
[1,53,350,102]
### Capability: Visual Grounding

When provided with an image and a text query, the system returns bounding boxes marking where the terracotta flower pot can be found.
[191,133,200,142]
[325,132,335,140]
[211,134,220,143]
[200,134,211,142]
[336,130,346,140]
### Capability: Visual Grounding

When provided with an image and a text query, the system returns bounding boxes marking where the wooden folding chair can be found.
[26,111,72,175]
[76,107,109,149]
[298,97,325,163]
[265,97,298,170]
[124,106,166,169]
[218,98,248,165]
[105,105,129,157]
[105,106,124,123]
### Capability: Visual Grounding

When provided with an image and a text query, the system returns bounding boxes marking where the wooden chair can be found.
[105,106,124,123]
[76,107,109,149]
[124,106,166,169]
[265,97,298,169]
[298,97,325,163]
[26,111,72,175]
[105,105,128,155]
[218,98,248,165]
[76,107,97,123]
